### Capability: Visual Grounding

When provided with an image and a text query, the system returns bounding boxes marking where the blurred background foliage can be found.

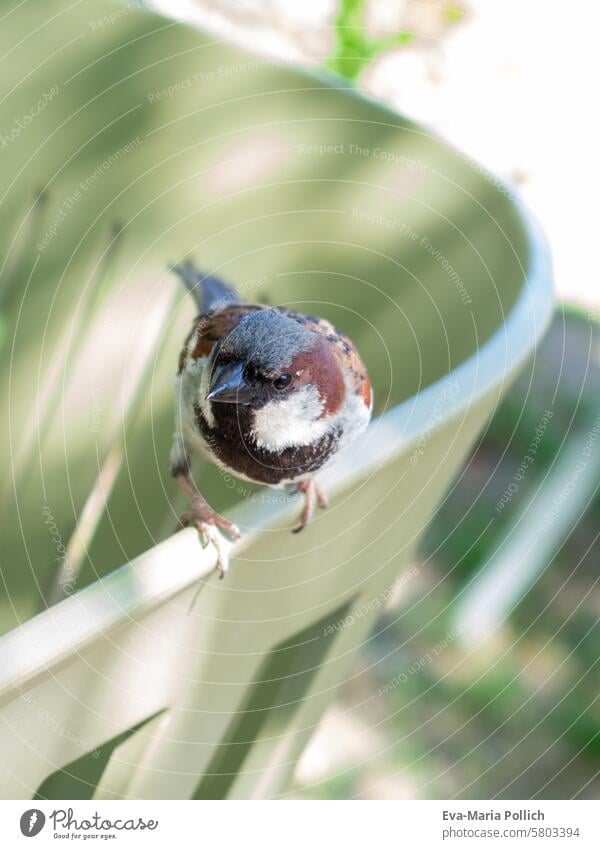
[325,0,421,81]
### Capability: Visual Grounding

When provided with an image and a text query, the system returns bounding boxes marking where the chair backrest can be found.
[0,1,553,799]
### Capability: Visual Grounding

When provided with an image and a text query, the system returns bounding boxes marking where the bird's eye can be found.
[273,373,292,390]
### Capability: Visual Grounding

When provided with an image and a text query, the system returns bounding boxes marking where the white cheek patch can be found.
[250,385,330,451]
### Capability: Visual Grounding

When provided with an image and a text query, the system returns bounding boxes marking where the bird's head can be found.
[206,309,345,449]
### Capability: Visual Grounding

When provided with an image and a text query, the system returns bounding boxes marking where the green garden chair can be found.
[0,0,553,799]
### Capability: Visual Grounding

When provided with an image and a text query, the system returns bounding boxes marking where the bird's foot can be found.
[314,482,329,510]
[292,479,328,533]
[180,495,240,578]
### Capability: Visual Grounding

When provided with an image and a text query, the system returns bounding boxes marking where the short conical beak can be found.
[206,361,253,405]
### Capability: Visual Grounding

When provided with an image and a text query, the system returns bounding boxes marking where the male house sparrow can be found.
[170,260,372,576]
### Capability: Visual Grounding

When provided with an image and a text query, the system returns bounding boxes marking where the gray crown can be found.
[218,309,317,372]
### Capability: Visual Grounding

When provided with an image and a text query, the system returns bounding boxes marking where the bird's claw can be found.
[293,480,328,533]
[180,498,240,578]
[197,521,230,578]
[315,484,328,510]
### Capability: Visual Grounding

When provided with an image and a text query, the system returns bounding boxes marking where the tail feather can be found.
[170,259,240,312]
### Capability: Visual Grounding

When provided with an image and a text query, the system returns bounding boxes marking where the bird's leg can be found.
[293,479,321,533]
[176,472,241,578]
[314,481,329,510]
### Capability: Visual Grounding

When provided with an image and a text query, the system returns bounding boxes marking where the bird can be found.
[169,259,373,577]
